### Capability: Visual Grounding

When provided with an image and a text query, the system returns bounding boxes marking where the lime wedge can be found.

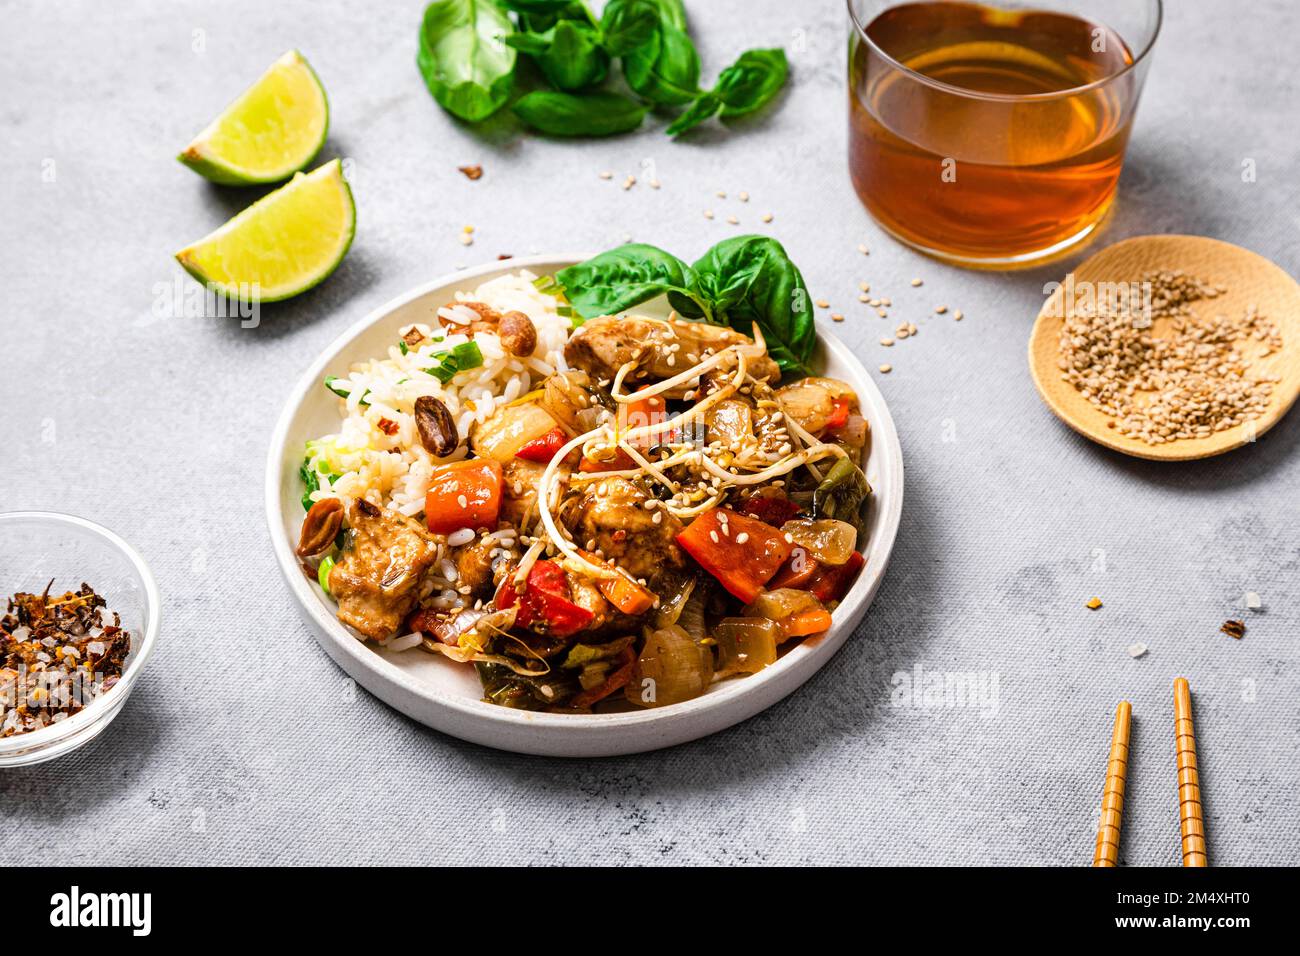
[175,159,355,302]
[178,50,329,185]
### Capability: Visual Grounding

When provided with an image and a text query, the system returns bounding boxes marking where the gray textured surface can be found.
[1,0,1296,866]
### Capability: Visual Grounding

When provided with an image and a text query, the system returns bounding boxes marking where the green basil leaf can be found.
[690,235,815,374]
[715,47,789,118]
[555,244,708,319]
[503,28,554,55]
[643,0,687,30]
[538,21,610,90]
[600,0,660,57]
[513,90,648,137]
[499,0,572,11]
[665,91,720,136]
[417,0,516,123]
[623,23,700,106]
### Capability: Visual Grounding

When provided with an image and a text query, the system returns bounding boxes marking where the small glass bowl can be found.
[0,512,160,766]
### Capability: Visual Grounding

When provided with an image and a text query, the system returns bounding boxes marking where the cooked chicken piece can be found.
[565,572,617,633]
[568,476,684,584]
[500,457,572,530]
[565,315,779,396]
[542,369,602,432]
[329,498,441,640]
[455,534,499,596]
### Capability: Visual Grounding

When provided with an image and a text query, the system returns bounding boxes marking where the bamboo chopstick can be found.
[1174,677,1208,867]
[1093,700,1132,867]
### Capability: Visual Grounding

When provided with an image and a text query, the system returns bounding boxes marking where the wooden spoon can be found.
[1028,235,1300,461]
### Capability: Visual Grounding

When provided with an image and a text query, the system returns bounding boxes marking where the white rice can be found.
[304,270,572,515]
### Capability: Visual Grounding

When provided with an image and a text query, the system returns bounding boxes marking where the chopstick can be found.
[1174,677,1208,867]
[1092,700,1132,867]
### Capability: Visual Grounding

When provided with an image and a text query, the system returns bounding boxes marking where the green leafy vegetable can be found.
[424,340,485,383]
[554,236,815,375]
[417,0,517,122]
[299,455,343,512]
[507,19,610,90]
[812,458,872,534]
[599,0,660,56]
[684,235,814,373]
[667,47,788,136]
[555,244,708,319]
[513,90,647,135]
[622,21,700,106]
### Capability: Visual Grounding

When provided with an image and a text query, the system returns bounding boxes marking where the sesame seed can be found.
[880,337,894,347]
[703,209,714,220]
[457,494,469,508]
[954,310,964,321]
[738,191,750,202]
[726,215,739,225]
[622,175,636,190]
[911,278,923,287]
[462,224,475,233]
[761,213,774,223]
[649,179,661,189]
[879,364,892,373]
[934,305,948,314]
[831,313,844,322]
[599,170,613,180]
[709,530,720,544]
[716,190,727,198]
[877,309,888,318]
[857,244,869,254]
[815,299,830,309]
[459,234,473,246]
[859,282,870,292]
[859,294,869,303]
[735,532,749,544]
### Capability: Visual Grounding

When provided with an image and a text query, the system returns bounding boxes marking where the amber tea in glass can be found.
[847,0,1162,267]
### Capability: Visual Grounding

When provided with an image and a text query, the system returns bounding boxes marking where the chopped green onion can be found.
[423,340,484,384]
[318,555,336,595]
[324,375,370,406]
[398,340,409,355]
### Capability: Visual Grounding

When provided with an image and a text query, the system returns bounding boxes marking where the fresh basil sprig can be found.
[418,0,788,139]
[417,0,517,123]
[666,48,788,136]
[512,90,647,136]
[554,236,814,374]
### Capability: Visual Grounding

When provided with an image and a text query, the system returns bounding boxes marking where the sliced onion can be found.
[625,625,713,708]
[653,576,696,629]
[745,588,824,624]
[781,518,858,565]
[713,617,779,676]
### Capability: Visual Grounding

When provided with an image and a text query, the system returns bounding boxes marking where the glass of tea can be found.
[847,0,1162,268]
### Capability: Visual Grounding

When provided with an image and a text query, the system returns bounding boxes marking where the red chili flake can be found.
[458,165,484,181]
[496,254,513,260]
[1221,619,1246,640]
[378,418,399,436]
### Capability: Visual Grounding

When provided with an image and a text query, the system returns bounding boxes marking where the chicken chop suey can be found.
[298,304,873,712]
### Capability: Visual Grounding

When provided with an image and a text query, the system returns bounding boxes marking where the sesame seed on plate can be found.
[911,278,923,287]
[761,212,774,223]
[879,364,892,373]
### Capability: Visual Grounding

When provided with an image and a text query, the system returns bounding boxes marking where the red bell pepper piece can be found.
[826,397,851,431]
[676,508,794,604]
[768,546,820,590]
[808,551,865,603]
[514,426,567,463]
[495,559,593,637]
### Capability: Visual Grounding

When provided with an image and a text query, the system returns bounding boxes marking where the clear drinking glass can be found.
[847,0,1162,268]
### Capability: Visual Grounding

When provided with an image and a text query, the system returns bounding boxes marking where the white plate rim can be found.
[264,254,904,756]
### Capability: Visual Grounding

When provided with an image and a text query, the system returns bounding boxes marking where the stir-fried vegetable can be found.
[515,425,567,463]
[675,508,793,603]
[495,559,594,638]
[780,518,858,566]
[473,401,560,462]
[713,617,779,676]
[626,625,713,708]
[424,340,484,384]
[569,644,637,709]
[735,493,802,527]
[424,459,503,534]
[579,551,657,615]
[744,588,832,642]
[811,457,872,533]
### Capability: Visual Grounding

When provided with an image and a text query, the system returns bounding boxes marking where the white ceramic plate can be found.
[265,255,904,757]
